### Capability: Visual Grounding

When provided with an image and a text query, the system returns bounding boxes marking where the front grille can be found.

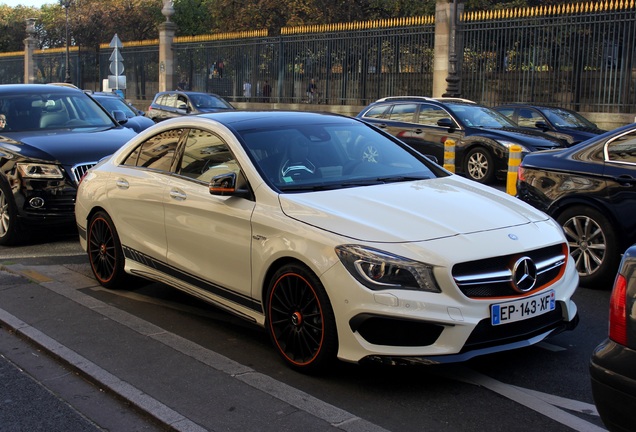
[71,162,96,184]
[452,243,567,298]
[462,303,565,352]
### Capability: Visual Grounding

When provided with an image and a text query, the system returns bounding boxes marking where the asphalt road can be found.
[0,232,612,432]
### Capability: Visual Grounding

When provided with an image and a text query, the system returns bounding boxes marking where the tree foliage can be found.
[0,0,579,52]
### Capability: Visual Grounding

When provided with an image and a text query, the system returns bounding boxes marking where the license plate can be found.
[491,290,555,326]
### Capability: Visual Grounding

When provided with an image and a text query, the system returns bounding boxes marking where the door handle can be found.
[115,178,129,189]
[169,189,187,201]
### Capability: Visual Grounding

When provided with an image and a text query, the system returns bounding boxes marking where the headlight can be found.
[498,140,529,153]
[17,163,64,179]
[335,245,441,293]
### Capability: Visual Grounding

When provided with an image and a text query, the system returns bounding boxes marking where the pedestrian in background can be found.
[263,80,272,102]
[243,80,252,100]
[306,78,317,103]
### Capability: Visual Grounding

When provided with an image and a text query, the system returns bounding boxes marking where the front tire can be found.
[557,206,619,289]
[266,263,338,373]
[0,179,21,246]
[463,147,495,184]
[87,211,128,289]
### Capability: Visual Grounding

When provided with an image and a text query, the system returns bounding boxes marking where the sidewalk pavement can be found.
[0,261,388,432]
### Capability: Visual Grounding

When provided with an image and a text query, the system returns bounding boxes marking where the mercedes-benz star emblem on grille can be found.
[512,256,537,293]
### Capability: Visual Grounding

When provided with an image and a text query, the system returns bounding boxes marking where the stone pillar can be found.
[24,18,38,84]
[158,0,177,92]
[433,0,451,98]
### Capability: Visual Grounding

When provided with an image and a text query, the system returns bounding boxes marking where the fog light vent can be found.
[29,197,45,208]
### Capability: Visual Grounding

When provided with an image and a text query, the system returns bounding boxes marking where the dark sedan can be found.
[517,123,636,288]
[147,90,234,123]
[0,84,137,245]
[494,104,606,146]
[590,243,636,432]
[88,91,154,133]
[357,97,565,184]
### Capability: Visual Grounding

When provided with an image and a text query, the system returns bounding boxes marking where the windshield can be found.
[0,92,116,132]
[448,104,518,128]
[189,94,233,110]
[542,108,598,129]
[238,122,445,192]
[94,95,137,118]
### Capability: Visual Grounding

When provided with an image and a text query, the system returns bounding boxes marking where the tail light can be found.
[609,273,627,345]
[517,165,526,182]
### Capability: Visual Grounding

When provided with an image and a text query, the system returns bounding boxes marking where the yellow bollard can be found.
[443,139,456,173]
[506,145,523,196]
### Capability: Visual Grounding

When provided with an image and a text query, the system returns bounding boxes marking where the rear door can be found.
[604,129,636,246]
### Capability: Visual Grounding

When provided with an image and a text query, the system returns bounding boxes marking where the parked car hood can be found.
[0,127,136,165]
[472,127,563,148]
[279,176,550,243]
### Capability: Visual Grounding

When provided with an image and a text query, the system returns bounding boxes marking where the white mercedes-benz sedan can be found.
[75,111,579,373]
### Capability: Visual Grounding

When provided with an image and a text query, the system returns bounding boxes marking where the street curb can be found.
[0,263,390,432]
[0,307,207,432]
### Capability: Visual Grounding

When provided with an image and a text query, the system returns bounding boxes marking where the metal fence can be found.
[461,2,636,112]
[97,17,435,106]
[1,1,635,113]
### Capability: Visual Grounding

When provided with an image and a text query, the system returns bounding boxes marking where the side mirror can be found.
[177,102,189,112]
[437,118,456,130]
[534,120,550,131]
[112,110,128,124]
[209,172,250,198]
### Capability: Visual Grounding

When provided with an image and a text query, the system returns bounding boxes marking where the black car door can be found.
[604,129,636,246]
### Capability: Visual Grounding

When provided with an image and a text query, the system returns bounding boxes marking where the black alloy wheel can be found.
[266,263,338,373]
[87,211,127,289]
[0,179,20,246]
[464,146,495,184]
[557,205,619,289]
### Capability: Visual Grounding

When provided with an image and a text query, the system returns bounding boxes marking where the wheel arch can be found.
[549,196,629,252]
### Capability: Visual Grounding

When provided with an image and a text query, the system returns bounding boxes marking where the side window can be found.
[606,131,636,164]
[123,129,183,171]
[417,104,448,126]
[497,108,514,120]
[164,94,177,108]
[177,95,188,109]
[388,104,417,122]
[517,109,543,128]
[178,128,240,182]
[363,105,389,119]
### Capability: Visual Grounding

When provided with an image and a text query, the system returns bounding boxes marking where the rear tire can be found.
[87,211,128,289]
[266,263,338,373]
[463,147,495,184]
[557,206,619,289]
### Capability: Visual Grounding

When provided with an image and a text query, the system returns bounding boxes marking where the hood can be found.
[279,176,550,243]
[475,127,563,149]
[0,127,137,165]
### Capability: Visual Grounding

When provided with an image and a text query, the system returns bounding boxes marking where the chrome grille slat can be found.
[452,245,567,298]
[71,162,97,184]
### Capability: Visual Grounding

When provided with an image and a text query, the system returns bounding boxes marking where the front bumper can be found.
[323,253,579,365]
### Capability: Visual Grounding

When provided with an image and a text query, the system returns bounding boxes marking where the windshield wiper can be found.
[376,175,430,183]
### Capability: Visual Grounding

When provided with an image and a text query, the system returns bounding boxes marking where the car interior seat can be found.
[40,100,69,128]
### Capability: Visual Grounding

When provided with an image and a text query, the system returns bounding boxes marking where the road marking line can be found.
[443,366,606,432]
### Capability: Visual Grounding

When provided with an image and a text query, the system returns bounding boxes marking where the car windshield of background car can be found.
[0,93,114,132]
[450,104,517,129]
[238,122,440,192]
[193,94,233,109]
[95,96,137,118]
[544,108,598,129]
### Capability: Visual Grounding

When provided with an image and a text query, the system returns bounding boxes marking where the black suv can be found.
[356,97,565,183]
[0,84,137,245]
[147,91,234,123]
